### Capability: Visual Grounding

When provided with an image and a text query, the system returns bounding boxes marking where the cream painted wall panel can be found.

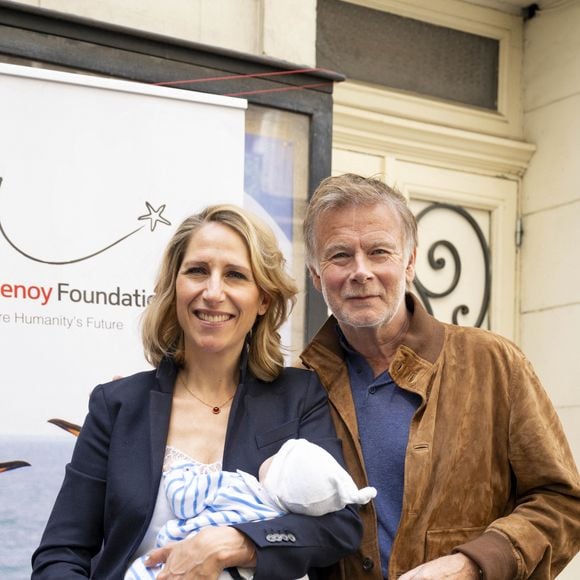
[332,147,385,176]
[520,201,580,312]
[30,0,260,53]
[521,309,580,580]
[519,6,580,577]
[197,1,260,54]
[522,94,580,214]
[524,1,580,112]
[520,305,580,408]
[262,0,316,66]
[12,0,318,65]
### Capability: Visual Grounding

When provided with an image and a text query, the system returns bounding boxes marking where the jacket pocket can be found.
[255,419,299,449]
[425,526,486,561]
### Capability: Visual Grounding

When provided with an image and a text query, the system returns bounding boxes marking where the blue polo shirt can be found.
[339,328,421,578]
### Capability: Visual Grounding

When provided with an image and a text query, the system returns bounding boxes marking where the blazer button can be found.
[362,557,374,571]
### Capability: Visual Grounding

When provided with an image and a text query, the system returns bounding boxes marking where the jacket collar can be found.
[300,293,446,400]
[156,357,178,393]
[400,293,446,364]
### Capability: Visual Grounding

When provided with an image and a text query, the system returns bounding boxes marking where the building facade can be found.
[2,0,579,576]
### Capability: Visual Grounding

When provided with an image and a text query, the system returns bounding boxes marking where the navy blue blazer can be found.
[32,358,362,579]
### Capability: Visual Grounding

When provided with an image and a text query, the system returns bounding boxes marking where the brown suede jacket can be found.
[300,294,580,579]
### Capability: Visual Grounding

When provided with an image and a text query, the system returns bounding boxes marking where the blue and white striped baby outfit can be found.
[125,459,284,579]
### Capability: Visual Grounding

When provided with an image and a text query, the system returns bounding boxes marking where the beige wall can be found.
[11,0,317,66]
[520,3,580,577]
[520,0,580,462]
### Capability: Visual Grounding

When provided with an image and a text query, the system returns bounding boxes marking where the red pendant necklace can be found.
[179,374,235,414]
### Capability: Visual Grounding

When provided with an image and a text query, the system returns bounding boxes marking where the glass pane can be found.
[317,0,499,110]
[244,104,310,358]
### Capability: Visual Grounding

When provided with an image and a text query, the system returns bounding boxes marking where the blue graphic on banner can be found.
[0,436,75,579]
[244,134,294,241]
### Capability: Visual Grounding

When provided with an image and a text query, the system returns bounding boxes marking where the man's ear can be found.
[308,265,323,293]
[405,249,417,285]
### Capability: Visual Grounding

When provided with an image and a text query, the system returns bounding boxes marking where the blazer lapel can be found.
[127,372,174,561]
[149,390,173,488]
[149,359,176,499]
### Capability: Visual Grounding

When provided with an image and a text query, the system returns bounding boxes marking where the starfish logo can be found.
[138,202,171,232]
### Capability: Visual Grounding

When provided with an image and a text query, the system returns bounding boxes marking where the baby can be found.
[125,439,376,580]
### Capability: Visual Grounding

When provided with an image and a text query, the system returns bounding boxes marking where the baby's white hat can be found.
[262,438,377,517]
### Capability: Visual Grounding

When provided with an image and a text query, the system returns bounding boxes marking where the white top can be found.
[132,446,222,560]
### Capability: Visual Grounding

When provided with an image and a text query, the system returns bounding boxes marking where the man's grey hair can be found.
[303,173,418,267]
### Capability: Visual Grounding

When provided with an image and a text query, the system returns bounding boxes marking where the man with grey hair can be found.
[300,173,580,579]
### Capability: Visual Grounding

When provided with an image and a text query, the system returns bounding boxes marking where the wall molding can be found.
[333,82,536,178]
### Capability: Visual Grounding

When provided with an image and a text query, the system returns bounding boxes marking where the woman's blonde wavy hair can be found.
[141,204,297,382]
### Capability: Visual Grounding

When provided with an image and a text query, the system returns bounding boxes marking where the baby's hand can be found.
[258,455,274,483]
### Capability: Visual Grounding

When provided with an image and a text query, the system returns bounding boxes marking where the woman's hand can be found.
[145,526,257,580]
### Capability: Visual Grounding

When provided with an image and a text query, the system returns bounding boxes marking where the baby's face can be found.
[258,455,274,483]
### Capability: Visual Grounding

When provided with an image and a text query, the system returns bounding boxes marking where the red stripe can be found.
[154,67,334,87]
[225,82,331,97]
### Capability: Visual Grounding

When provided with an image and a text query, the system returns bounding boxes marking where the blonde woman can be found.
[32,205,362,580]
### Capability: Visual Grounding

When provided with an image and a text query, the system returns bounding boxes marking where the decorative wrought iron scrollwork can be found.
[413,202,491,327]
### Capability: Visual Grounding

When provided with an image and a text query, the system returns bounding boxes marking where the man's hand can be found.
[145,526,257,580]
[399,553,481,580]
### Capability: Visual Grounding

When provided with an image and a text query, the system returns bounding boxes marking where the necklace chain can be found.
[178,374,235,415]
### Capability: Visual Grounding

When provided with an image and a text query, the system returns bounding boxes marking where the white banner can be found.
[0,63,246,436]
